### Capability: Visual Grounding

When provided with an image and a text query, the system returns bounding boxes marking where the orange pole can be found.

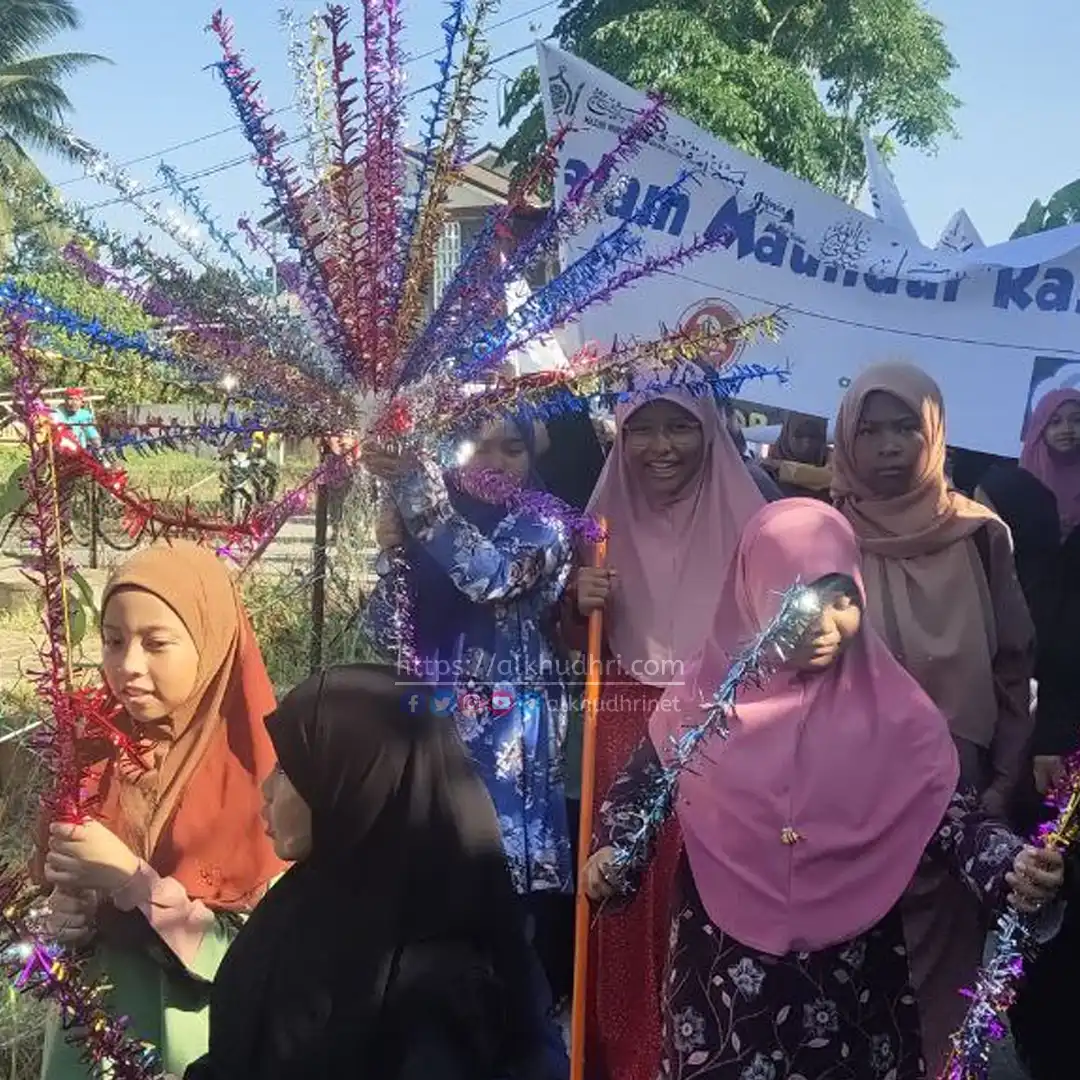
[569,522,608,1080]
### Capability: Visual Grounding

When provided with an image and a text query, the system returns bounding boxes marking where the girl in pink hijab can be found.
[1020,387,1080,538]
[570,389,764,1080]
[582,500,1062,1080]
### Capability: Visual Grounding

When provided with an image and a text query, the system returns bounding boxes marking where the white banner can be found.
[937,209,985,254]
[539,45,1080,456]
[862,132,919,243]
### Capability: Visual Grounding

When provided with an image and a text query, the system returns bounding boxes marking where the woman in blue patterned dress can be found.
[362,418,573,1066]
[583,501,1062,1080]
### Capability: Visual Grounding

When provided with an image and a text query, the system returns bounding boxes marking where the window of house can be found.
[432,220,462,307]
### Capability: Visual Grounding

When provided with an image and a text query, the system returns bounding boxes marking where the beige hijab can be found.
[831,362,999,747]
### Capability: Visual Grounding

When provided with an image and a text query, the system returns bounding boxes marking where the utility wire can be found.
[73,40,540,215]
[53,0,558,187]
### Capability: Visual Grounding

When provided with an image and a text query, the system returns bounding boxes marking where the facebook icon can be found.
[403,692,424,714]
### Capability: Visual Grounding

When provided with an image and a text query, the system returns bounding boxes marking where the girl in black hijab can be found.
[975,464,1078,791]
[976,466,1080,1080]
[184,663,545,1080]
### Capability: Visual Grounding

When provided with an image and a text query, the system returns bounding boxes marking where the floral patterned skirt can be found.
[661,857,925,1080]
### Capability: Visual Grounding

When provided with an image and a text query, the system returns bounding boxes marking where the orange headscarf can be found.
[88,541,283,910]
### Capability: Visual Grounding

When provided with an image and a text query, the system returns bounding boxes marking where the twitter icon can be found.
[430,690,455,716]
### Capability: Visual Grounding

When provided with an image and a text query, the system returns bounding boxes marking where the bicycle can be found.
[68,480,143,552]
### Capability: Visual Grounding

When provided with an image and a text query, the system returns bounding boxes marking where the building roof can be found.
[258,143,547,231]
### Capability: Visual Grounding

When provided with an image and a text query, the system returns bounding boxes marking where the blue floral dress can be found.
[364,458,573,895]
[600,740,1029,1080]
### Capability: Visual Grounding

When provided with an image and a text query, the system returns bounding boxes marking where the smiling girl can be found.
[573,390,765,1080]
[583,501,1061,1080]
[39,541,282,1080]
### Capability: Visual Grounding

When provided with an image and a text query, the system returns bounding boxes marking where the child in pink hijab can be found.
[1020,387,1080,538]
[571,389,764,1080]
[583,500,1062,1080]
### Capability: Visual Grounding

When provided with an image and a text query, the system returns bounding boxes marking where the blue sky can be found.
[33,0,1080,249]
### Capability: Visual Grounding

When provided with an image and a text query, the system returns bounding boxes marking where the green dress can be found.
[40,911,239,1079]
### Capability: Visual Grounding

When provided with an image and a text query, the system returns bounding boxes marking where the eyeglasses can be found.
[623,421,703,447]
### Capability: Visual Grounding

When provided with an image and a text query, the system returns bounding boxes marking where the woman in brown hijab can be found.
[39,540,284,1080]
[831,362,1034,1071]
[763,411,832,498]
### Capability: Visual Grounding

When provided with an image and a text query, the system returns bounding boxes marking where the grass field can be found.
[0,444,320,515]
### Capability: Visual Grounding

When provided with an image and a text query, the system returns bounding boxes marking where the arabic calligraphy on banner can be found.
[540,44,1080,455]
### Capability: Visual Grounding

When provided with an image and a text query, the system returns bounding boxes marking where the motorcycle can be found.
[220,442,279,522]
[220,447,257,523]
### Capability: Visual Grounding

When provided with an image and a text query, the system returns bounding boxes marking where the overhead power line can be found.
[54,0,558,187]
[74,39,541,215]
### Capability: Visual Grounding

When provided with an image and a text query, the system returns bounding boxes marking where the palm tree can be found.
[0,0,107,262]
[1,0,106,163]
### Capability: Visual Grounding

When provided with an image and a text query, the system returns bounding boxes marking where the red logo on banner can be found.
[678,299,748,370]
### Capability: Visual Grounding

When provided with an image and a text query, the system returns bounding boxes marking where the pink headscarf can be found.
[1020,387,1080,536]
[586,390,763,687]
[649,500,959,956]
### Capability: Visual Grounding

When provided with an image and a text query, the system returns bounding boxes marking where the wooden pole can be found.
[569,522,608,1080]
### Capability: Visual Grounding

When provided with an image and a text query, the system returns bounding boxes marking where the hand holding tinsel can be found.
[603,582,823,893]
[449,466,607,543]
[940,754,1080,1080]
[0,867,165,1079]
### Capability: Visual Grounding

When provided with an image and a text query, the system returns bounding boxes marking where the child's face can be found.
[1044,400,1080,456]
[623,400,705,501]
[469,420,531,483]
[101,588,200,722]
[852,391,926,497]
[261,761,313,861]
[786,577,862,672]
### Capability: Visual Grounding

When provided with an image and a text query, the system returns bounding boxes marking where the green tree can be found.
[0,157,71,267]
[0,0,105,159]
[501,0,959,198]
[1,257,210,405]
[1011,180,1080,239]
[1,0,106,251]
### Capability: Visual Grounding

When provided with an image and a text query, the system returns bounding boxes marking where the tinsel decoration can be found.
[209,9,353,374]
[605,582,823,890]
[81,147,212,272]
[384,547,419,677]
[449,467,606,543]
[0,866,164,1080]
[396,316,784,441]
[940,757,1080,1080]
[411,93,644,371]
[8,318,150,817]
[0,278,183,369]
[58,242,352,424]
[394,0,493,355]
[4,322,160,1073]
[156,163,266,290]
[10,3,786,474]
[281,8,333,185]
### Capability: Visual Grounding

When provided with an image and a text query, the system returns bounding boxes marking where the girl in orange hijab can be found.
[39,541,284,1080]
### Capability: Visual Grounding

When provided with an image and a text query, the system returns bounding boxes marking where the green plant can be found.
[0,0,108,272]
[0,690,48,1079]
[501,0,959,199]
[243,567,374,694]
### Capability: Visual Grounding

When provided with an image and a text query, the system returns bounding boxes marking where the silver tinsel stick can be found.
[607,581,822,888]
